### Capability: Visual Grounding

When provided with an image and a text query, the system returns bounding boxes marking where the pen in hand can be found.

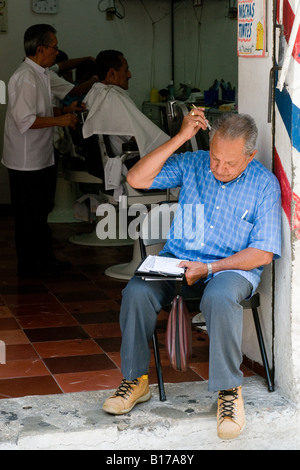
[191,104,211,130]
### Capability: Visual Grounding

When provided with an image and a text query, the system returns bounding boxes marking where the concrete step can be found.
[0,376,299,450]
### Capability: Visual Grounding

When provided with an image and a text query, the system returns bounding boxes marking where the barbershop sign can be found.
[238,0,267,57]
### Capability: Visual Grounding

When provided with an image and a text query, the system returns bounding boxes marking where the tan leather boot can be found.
[103,375,151,415]
[217,386,245,440]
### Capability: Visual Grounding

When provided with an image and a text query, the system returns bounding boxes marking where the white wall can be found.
[174,0,238,92]
[238,0,274,369]
[0,0,172,105]
[0,0,237,204]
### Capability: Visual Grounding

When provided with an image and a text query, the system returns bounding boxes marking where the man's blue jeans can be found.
[120,272,253,392]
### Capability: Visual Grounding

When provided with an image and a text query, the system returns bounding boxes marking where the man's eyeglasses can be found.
[43,44,59,51]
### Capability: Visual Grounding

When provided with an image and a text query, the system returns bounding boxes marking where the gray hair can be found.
[24,24,57,57]
[209,113,258,156]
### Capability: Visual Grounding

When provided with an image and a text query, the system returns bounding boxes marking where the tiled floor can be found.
[0,207,258,400]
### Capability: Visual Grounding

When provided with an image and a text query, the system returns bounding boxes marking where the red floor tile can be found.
[0,358,50,379]
[54,368,123,393]
[33,339,103,358]
[9,302,71,317]
[0,329,30,345]
[6,344,40,362]
[82,322,122,338]
[17,313,78,329]
[2,293,59,307]
[44,353,117,375]
[95,337,122,352]
[0,306,14,318]
[24,325,89,343]
[0,376,62,399]
[0,318,20,330]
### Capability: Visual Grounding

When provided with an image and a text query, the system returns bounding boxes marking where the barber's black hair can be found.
[75,59,97,83]
[95,50,124,81]
[24,24,57,57]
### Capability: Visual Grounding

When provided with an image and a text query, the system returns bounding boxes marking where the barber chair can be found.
[48,169,83,224]
[67,111,173,252]
[65,118,134,246]
[67,134,138,247]
[48,127,85,224]
[138,202,275,401]
[167,100,209,151]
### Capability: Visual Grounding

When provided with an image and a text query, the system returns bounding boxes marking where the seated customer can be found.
[82,50,169,158]
[102,112,282,441]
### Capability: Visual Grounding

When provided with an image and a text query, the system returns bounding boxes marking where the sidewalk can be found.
[0,376,299,450]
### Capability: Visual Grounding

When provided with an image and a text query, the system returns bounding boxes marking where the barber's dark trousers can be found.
[8,166,56,276]
[119,272,252,392]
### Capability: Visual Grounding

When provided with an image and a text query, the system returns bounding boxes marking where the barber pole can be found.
[272,0,300,402]
[273,0,300,239]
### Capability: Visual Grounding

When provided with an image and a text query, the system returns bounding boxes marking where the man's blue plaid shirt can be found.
[150,150,282,293]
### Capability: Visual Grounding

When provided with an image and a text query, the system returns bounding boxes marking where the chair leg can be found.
[152,330,167,401]
[251,307,274,392]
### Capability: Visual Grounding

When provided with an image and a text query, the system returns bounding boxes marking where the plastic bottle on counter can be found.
[150,88,160,103]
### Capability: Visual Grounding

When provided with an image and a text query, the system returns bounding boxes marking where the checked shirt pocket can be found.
[213,212,254,255]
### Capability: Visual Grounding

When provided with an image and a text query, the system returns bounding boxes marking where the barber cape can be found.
[82,83,169,200]
[82,83,169,156]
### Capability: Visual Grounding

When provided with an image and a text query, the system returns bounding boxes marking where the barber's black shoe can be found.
[18,264,60,279]
[49,258,72,270]
[38,265,61,279]
[18,269,37,279]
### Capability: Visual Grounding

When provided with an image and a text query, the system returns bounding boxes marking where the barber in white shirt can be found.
[2,24,84,278]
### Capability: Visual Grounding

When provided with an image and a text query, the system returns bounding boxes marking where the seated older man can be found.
[102,111,281,441]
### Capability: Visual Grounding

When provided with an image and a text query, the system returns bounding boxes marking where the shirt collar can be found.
[25,57,48,75]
